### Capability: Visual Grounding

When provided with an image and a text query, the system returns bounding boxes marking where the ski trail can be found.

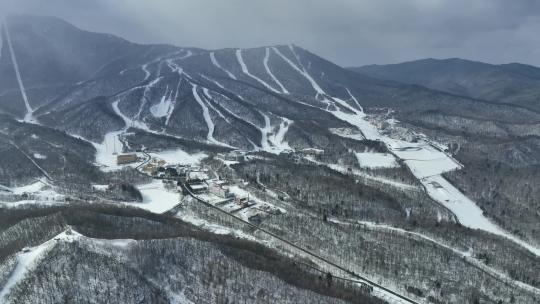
[424,175,540,257]
[178,49,193,59]
[141,64,151,81]
[113,100,150,131]
[201,75,226,89]
[263,47,288,94]
[268,117,292,150]
[209,52,237,79]
[135,77,161,120]
[137,49,188,81]
[271,46,326,96]
[149,85,173,119]
[3,19,34,122]
[346,88,363,112]
[236,49,281,94]
[327,92,540,257]
[259,112,273,151]
[192,84,230,147]
[202,88,228,121]
[165,78,182,126]
[9,141,53,181]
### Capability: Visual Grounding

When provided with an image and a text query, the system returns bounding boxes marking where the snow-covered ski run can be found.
[263,47,289,94]
[319,90,540,257]
[271,45,326,97]
[191,83,232,148]
[210,52,237,80]
[3,18,35,123]
[236,49,282,94]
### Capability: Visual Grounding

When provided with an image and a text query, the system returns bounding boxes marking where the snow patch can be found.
[134,180,180,213]
[148,148,207,166]
[32,153,46,160]
[150,86,175,119]
[355,152,398,169]
[424,175,540,256]
[267,117,293,152]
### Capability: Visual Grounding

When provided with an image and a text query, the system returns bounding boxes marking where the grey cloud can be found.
[1,0,540,67]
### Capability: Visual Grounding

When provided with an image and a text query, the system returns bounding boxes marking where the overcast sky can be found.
[1,0,540,67]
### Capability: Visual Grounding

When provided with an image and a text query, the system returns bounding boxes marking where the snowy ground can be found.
[0,230,80,302]
[0,180,65,208]
[355,152,398,169]
[133,180,180,213]
[329,127,365,141]
[148,148,207,166]
[348,220,540,295]
[92,130,128,171]
[385,140,461,179]
[425,175,540,256]
[257,51,540,255]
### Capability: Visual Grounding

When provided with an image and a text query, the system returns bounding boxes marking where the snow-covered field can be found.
[385,140,461,179]
[355,152,398,169]
[134,180,180,213]
[425,175,540,256]
[329,127,365,141]
[148,148,207,166]
[0,180,65,208]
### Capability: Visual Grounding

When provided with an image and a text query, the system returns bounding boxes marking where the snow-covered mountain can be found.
[2,15,540,304]
[3,15,525,151]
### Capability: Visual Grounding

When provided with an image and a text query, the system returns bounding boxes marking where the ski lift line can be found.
[180,184,419,304]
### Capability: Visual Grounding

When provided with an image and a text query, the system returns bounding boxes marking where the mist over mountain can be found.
[1,14,539,304]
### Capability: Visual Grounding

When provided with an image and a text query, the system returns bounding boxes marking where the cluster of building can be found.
[117,154,139,165]
[133,151,284,223]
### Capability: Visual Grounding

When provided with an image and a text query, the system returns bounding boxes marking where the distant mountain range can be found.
[1,14,540,304]
[351,58,540,111]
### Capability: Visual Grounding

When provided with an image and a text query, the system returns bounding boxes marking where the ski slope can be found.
[0,231,79,302]
[3,18,34,122]
[271,46,326,97]
[425,175,540,256]
[267,117,292,151]
[236,49,281,94]
[263,47,288,94]
[210,52,237,79]
[135,77,162,120]
[323,90,540,256]
[192,84,226,146]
